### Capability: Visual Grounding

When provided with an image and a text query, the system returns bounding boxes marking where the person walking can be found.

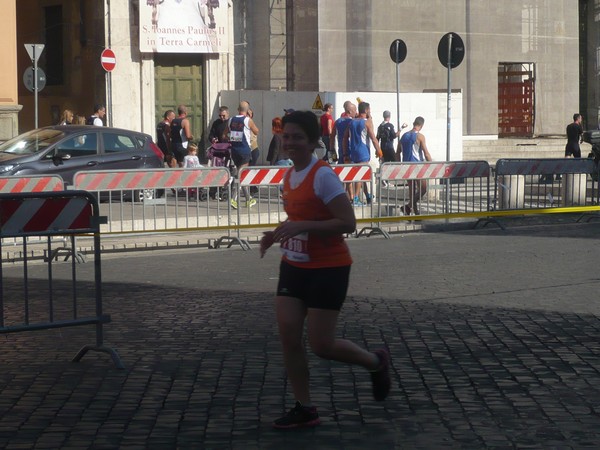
[156,109,176,167]
[329,101,356,164]
[320,103,334,161]
[342,101,382,206]
[86,104,105,126]
[399,116,432,215]
[260,110,391,430]
[224,101,259,208]
[565,113,584,158]
[58,109,74,125]
[266,117,291,166]
[170,105,194,167]
[377,110,407,163]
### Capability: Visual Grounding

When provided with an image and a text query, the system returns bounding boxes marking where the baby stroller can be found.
[206,142,234,201]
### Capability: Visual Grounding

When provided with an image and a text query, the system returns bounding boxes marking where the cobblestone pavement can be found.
[1,220,600,448]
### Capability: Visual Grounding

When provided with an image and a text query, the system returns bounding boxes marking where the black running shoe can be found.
[272,401,321,429]
[371,349,391,401]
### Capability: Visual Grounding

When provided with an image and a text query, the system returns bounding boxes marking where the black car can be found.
[0,125,165,200]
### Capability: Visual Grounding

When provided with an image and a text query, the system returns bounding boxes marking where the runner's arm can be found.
[249,118,259,136]
[183,119,193,140]
[367,122,382,158]
[418,134,432,161]
[330,126,337,153]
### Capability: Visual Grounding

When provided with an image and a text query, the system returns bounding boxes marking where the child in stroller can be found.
[206,142,234,201]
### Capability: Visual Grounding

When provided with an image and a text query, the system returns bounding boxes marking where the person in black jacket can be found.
[208,106,229,144]
[565,113,584,158]
[156,109,176,167]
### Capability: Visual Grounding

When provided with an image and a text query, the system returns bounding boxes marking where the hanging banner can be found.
[140,0,228,53]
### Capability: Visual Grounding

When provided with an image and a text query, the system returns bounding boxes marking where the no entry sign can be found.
[101,48,116,72]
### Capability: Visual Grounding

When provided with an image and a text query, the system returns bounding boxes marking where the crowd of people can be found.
[58,104,106,127]
[58,99,434,214]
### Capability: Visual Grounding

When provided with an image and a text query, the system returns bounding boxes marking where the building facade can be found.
[0,1,596,147]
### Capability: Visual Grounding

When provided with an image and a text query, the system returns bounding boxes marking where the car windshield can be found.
[0,129,65,155]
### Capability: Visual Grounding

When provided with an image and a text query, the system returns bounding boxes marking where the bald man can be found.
[224,101,260,208]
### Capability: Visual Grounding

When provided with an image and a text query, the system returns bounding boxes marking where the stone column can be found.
[0,0,22,140]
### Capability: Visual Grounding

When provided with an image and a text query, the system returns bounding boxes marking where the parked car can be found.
[0,125,165,201]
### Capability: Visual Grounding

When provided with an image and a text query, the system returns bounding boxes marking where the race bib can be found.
[280,232,310,262]
[229,130,243,142]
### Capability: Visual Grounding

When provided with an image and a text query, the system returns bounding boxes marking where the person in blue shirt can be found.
[224,101,260,209]
[342,102,382,206]
[399,116,432,215]
[330,101,356,163]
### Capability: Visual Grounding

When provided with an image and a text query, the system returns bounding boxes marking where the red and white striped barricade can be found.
[239,166,288,187]
[494,158,598,210]
[234,163,380,242]
[378,161,491,219]
[0,175,64,193]
[0,191,123,368]
[72,168,231,233]
[333,163,373,210]
[0,176,67,246]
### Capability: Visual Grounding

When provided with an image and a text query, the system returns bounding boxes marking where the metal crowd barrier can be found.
[0,175,68,250]
[217,165,288,250]
[230,163,380,244]
[0,174,65,193]
[332,164,383,237]
[0,190,123,368]
[72,167,232,234]
[2,158,599,255]
[494,158,599,210]
[378,161,491,219]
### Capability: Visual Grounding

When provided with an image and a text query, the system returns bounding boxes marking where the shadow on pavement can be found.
[1,277,599,448]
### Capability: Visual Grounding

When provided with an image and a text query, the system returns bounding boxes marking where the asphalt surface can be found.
[2,218,600,448]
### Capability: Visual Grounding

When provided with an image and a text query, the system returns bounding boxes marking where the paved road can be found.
[2,220,600,448]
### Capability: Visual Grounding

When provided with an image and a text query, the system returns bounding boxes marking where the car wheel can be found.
[134,189,156,202]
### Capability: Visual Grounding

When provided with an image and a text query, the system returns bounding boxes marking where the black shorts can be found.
[173,143,187,163]
[382,147,396,163]
[232,151,252,168]
[276,260,351,311]
[565,143,581,158]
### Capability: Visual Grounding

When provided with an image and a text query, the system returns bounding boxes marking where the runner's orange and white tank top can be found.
[281,159,352,268]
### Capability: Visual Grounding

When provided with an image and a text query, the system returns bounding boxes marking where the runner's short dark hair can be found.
[282,110,320,143]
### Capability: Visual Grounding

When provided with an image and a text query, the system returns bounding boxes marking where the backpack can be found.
[377,122,395,149]
[86,115,96,126]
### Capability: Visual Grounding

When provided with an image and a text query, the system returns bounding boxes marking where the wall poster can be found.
[140,0,228,53]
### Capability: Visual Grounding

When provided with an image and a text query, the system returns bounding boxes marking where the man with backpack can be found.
[86,104,105,126]
[376,110,406,162]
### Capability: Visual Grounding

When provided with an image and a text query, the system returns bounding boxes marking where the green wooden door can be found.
[154,54,203,143]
